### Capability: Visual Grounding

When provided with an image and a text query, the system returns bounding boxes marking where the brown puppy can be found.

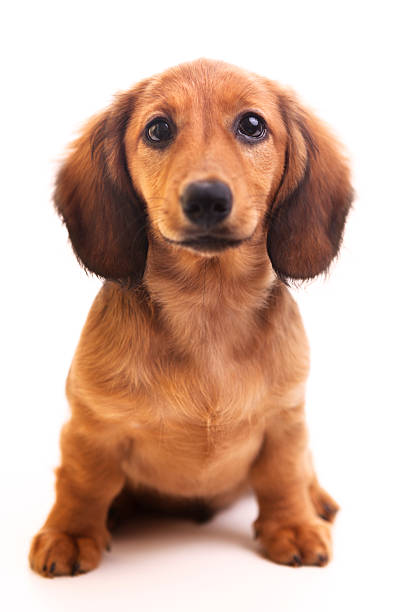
[29,59,352,577]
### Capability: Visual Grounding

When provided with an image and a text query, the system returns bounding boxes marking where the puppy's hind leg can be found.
[309,477,340,523]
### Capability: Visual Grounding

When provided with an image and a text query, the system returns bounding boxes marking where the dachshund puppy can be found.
[29,59,352,577]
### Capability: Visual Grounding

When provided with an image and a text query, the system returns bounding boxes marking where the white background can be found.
[1,0,407,610]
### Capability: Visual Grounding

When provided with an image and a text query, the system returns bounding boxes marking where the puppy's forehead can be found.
[136,60,280,122]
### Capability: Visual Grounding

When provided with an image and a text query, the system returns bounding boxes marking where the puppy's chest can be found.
[122,413,265,497]
[120,361,268,496]
[134,354,269,428]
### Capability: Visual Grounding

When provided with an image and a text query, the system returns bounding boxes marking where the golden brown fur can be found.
[29,59,352,576]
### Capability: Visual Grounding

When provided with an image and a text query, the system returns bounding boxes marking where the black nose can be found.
[180,181,232,229]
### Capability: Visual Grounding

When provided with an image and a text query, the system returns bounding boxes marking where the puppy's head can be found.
[55,59,353,284]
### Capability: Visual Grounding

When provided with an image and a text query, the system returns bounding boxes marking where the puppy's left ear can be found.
[267,91,353,281]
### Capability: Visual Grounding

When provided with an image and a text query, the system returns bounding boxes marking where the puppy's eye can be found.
[237,114,267,141]
[145,118,173,145]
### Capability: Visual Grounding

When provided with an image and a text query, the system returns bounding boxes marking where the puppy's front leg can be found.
[250,405,338,567]
[29,420,125,577]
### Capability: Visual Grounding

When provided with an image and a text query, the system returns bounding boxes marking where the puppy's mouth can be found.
[179,235,245,252]
[161,232,246,253]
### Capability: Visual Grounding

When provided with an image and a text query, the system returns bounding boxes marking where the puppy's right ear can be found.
[54,90,148,284]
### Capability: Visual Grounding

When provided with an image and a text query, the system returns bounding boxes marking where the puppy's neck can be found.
[143,232,278,361]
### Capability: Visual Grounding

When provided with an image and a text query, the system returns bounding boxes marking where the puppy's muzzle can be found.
[180,181,232,229]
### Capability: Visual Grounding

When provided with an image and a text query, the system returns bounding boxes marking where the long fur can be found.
[30,59,351,577]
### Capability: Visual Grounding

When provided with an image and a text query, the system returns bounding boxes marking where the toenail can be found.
[49,562,56,574]
[289,554,302,567]
[71,561,80,576]
[317,553,328,565]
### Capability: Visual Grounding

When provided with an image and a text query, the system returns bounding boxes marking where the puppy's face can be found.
[54,59,352,283]
[125,62,287,255]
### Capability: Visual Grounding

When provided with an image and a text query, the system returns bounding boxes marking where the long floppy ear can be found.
[54,90,148,284]
[267,91,353,281]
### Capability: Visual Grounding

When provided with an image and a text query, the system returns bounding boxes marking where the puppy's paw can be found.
[255,518,332,567]
[309,484,340,523]
[29,530,106,577]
